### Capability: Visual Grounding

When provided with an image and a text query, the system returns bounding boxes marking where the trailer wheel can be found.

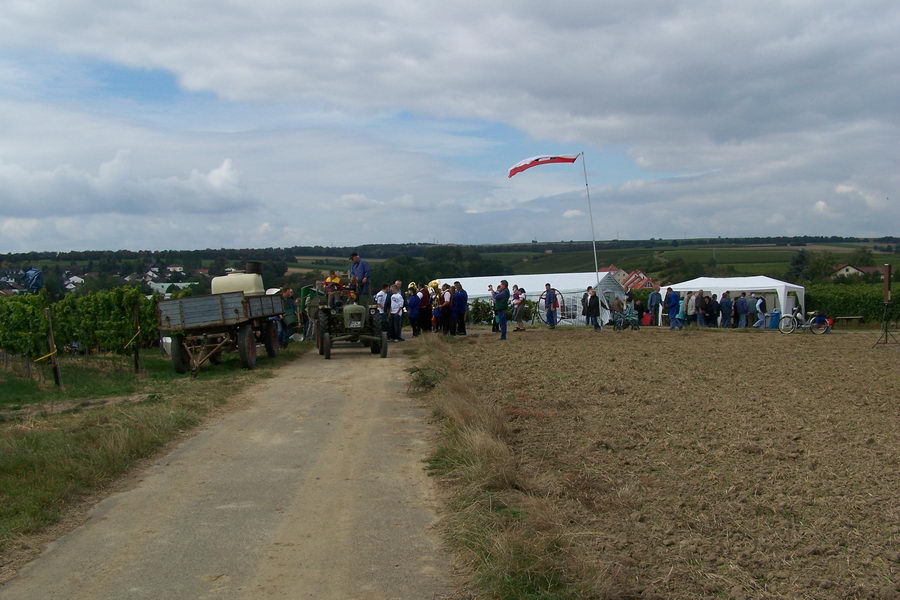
[379,332,388,358]
[171,334,189,374]
[237,323,257,369]
[323,333,331,359]
[264,321,278,358]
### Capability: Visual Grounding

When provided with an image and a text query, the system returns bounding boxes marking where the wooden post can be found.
[132,301,141,374]
[883,264,892,302]
[45,308,62,388]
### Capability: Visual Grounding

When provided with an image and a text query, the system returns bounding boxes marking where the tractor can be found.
[309,280,388,359]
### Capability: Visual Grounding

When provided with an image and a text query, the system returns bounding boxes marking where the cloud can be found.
[0,2,898,250]
[562,209,585,218]
[0,153,253,217]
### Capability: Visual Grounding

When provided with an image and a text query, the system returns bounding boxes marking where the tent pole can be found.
[580,152,600,286]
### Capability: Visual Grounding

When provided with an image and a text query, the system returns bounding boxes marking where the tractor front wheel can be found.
[379,332,388,358]
[323,333,332,359]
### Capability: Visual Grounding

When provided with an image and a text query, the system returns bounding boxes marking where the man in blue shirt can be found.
[647,286,662,326]
[349,252,371,295]
[735,292,749,328]
[453,281,468,336]
[666,287,681,330]
[492,280,510,340]
[544,283,558,328]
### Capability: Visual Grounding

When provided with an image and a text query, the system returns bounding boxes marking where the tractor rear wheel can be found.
[323,333,332,359]
[171,334,189,374]
[264,321,278,358]
[237,323,257,369]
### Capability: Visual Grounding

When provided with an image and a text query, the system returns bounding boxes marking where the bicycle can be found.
[778,307,830,335]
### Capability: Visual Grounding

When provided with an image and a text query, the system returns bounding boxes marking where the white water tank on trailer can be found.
[211,272,265,296]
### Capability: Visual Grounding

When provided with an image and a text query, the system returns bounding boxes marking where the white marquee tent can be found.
[658,276,805,324]
[441,271,626,325]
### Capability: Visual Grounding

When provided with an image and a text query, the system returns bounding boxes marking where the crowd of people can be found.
[317,253,778,343]
[374,279,470,341]
[660,287,770,330]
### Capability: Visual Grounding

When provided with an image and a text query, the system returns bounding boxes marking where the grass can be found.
[0,343,309,549]
[415,335,591,600]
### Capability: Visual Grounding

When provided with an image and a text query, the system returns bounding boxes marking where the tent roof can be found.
[440,271,624,298]
[662,275,804,294]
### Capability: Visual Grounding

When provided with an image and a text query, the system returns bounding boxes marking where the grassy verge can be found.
[412,335,592,600]
[0,343,309,550]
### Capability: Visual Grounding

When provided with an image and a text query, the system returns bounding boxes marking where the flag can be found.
[507,154,580,178]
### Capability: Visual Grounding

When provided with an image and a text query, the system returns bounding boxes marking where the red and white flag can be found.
[507,154,580,178]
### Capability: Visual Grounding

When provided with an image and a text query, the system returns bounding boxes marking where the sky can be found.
[0,1,898,252]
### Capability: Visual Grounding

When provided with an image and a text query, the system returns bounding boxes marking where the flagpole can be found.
[580,152,600,286]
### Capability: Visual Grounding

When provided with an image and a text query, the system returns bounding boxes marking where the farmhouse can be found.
[831,264,884,280]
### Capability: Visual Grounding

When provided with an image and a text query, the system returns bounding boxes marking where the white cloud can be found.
[0,2,898,250]
[0,153,252,217]
[562,209,584,218]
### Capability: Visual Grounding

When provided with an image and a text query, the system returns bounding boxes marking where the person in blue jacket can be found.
[453,281,468,336]
[666,287,682,330]
[406,283,421,337]
[544,283,558,328]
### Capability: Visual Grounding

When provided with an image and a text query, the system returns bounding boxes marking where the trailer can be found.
[157,291,284,376]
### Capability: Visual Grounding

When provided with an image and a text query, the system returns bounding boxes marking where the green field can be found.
[479,244,900,280]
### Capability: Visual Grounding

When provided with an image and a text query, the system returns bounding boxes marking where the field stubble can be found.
[436,327,898,599]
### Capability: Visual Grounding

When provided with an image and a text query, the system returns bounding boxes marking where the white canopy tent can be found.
[657,276,805,324]
[441,271,626,325]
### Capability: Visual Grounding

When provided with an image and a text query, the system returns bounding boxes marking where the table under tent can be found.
[656,275,805,325]
[442,271,627,326]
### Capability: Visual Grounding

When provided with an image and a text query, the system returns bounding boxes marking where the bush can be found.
[806,283,897,322]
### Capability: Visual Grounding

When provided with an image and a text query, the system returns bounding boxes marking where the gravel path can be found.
[1,345,452,599]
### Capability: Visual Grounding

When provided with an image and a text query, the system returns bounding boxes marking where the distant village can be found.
[0,264,213,298]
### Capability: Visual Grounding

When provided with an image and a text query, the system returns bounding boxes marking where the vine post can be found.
[132,300,141,373]
[45,307,62,388]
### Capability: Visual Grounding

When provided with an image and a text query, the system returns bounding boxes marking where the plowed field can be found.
[446,328,898,599]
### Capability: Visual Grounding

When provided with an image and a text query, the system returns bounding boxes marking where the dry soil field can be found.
[444,327,898,599]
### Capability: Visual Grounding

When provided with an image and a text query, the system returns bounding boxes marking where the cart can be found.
[157,291,284,376]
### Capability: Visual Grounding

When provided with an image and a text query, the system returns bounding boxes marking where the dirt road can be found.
[1,345,452,599]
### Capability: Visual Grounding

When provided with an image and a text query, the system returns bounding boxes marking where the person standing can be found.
[418,284,431,334]
[374,282,390,333]
[544,283,558,328]
[406,283,421,337]
[514,287,527,331]
[349,252,371,295]
[510,285,521,325]
[736,292,748,328]
[634,298,646,325]
[440,284,454,335]
[581,286,593,325]
[753,294,768,328]
[453,281,468,336]
[488,283,500,333]
[696,290,706,327]
[388,284,405,341]
[666,287,681,330]
[647,286,662,326]
[586,288,601,331]
[719,291,732,328]
[279,287,297,347]
[747,293,758,327]
[492,280,510,340]
[685,291,697,327]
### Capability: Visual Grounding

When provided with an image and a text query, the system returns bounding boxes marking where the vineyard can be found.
[0,288,158,360]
